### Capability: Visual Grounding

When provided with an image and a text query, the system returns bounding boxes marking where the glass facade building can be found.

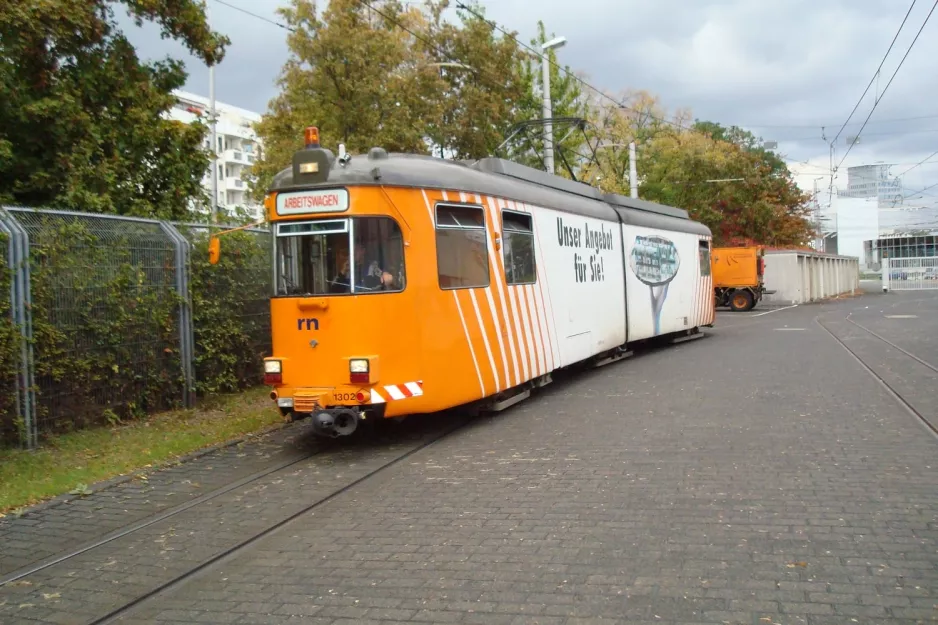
[864,233,938,268]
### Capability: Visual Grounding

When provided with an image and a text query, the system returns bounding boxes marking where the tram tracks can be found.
[0,331,709,625]
[0,416,468,625]
[0,439,332,589]
[817,312,938,438]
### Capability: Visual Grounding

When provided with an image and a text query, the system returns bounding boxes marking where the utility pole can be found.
[821,126,836,219]
[207,2,218,224]
[209,65,218,223]
[629,142,638,198]
[813,178,822,251]
[439,65,445,159]
[540,36,567,175]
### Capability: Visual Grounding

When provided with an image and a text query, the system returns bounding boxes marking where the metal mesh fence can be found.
[886,257,938,291]
[6,208,190,438]
[0,207,274,448]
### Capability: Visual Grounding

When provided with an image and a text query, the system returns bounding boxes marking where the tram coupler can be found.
[312,408,361,438]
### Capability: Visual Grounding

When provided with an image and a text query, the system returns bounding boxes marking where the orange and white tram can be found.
[249,128,714,437]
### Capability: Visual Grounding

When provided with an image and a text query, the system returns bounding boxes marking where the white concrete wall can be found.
[763,251,859,305]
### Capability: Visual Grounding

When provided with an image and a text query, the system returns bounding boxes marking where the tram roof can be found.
[269,148,709,235]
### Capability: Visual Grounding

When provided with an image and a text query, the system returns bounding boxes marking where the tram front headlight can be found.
[349,358,369,384]
[264,359,282,385]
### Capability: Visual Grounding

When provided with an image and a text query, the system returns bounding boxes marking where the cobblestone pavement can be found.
[2,291,937,624]
[0,420,310,578]
[0,418,315,578]
[0,415,462,624]
[819,296,938,431]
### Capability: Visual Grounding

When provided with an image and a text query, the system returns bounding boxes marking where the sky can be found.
[123,0,938,226]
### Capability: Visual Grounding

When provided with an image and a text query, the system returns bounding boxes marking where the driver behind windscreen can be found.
[330,242,395,292]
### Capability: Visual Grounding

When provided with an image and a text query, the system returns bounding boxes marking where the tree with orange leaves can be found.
[579,93,814,247]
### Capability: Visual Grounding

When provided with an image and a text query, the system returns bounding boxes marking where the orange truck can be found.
[711,246,774,311]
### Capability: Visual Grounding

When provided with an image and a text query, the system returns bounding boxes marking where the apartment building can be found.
[168,90,264,220]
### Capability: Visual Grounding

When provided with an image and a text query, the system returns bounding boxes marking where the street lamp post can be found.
[206,2,218,223]
[540,36,567,175]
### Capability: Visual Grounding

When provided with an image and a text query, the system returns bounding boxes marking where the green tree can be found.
[0,0,228,219]
[692,120,788,176]
[580,94,814,246]
[579,89,688,191]
[689,120,814,244]
[251,0,532,198]
[250,0,444,200]
[418,0,530,161]
[639,125,814,246]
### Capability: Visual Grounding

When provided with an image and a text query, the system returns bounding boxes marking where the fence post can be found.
[0,214,21,442]
[179,226,196,408]
[159,222,196,408]
[0,208,37,448]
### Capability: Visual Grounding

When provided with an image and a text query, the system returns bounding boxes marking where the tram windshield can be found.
[275,216,405,296]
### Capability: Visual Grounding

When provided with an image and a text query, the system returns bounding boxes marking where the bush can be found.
[24,217,184,437]
[0,212,273,447]
[184,226,272,394]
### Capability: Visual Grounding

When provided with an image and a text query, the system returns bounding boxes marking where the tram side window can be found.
[699,239,711,276]
[435,204,490,289]
[502,210,536,285]
[352,216,406,293]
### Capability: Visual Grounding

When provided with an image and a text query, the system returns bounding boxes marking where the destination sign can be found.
[276,188,349,215]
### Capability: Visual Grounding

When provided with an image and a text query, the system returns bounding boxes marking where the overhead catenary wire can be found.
[354,0,610,170]
[453,1,688,132]
[352,0,498,83]
[209,0,296,32]
[787,127,938,143]
[209,0,938,166]
[740,114,938,130]
[207,1,938,230]
[215,0,938,204]
[206,0,610,171]
[211,0,488,86]
[833,0,938,173]
[830,0,918,148]
[901,179,938,199]
[893,148,938,179]
[206,0,936,154]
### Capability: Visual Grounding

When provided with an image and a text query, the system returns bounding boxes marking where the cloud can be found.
[484,0,938,212]
[117,2,290,115]
[121,0,938,218]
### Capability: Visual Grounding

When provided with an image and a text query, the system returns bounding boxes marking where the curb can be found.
[2,420,295,520]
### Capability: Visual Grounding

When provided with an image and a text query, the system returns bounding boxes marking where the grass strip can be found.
[0,388,281,515]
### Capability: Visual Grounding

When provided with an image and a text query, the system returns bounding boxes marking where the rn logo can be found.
[297,317,319,331]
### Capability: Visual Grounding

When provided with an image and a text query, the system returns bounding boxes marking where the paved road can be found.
[0,423,318,577]
[1,289,936,625]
